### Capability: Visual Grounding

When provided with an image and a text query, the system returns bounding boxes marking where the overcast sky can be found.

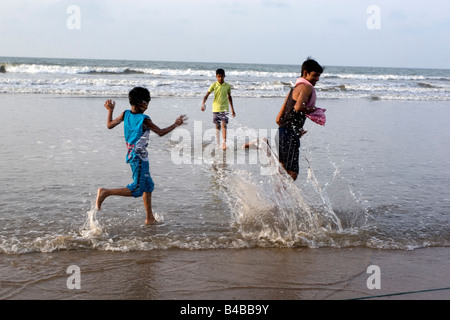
[1,0,449,69]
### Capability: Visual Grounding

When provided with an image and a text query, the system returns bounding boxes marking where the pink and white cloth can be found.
[306,108,326,126]
[295,77,326,126]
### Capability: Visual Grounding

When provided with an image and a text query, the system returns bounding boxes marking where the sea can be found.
[1,56,450,101]
[0,56,449,255]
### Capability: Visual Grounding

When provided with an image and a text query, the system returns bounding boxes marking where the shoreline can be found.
[1,92,449,102]
[1,246,449,300]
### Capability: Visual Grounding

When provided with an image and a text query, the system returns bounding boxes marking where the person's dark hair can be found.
[216,68,225,76]
[301,57,324,76]
[129,87,151,106]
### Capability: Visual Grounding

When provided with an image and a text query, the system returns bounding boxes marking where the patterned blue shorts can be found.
[127,158,155,197]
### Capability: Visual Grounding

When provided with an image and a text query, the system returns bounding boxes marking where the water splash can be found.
[80,206,104,238]
[218,138,352,247]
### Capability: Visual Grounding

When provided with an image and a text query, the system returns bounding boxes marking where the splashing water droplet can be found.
[81,206,103,238]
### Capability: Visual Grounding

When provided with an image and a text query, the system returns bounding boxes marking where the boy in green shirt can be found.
[201,68,236,150]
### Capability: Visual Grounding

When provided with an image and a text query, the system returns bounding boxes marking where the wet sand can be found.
[1,247,448,301]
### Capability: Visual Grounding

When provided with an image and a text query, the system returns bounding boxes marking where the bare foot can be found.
[222,142,227,150]
[96,188,108,210]
[145,218,159,225]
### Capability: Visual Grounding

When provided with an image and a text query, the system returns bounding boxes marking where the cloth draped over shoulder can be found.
[294,77,317,107]
[279,77,322,135]
[294,77,326,126]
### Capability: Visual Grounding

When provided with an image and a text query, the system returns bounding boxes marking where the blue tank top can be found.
[124,110,150,162]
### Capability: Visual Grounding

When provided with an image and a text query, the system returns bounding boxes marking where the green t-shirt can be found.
[208,81,231,112]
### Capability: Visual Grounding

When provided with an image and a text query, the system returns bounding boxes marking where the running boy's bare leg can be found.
[222,122,227,149]
[215,124,221,146]
[143,192,157,225]
[96,188,132,210]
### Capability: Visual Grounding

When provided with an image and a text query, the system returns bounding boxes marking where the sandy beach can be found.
[1,247,449,301]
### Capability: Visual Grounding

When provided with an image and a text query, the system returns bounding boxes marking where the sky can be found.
[1,0,449,69]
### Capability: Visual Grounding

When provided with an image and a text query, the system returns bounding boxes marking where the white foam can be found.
[1,61,449,100]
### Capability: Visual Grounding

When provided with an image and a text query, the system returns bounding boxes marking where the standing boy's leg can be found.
[214,112,221,145]
[143,192,157,225]
[215,123,221,145]
[220,113,229,150]
[222,122,227,149]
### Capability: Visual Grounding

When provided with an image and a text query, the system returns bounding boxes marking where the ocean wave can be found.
[3,63,149,75]
[417,82,436,88]
[12,63,438,81]
[0,214,446,254]
[320,84,347,92]
[1,84,449,101]
[87,68,146,75]
[324,73,450,82]
[1,60,449,101]
[1,63,297,79]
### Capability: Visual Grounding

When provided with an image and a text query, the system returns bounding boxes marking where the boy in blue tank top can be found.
[96,87,187,225]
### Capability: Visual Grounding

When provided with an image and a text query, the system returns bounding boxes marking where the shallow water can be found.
[0,94,449,254]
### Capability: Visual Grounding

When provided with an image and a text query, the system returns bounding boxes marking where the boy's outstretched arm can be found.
[144,115,187,137]
[104,99,124,129]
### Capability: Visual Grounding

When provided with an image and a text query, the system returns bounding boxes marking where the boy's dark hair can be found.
[301,57,324,76]
[216,68,225,76]
[129,87,151,106]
